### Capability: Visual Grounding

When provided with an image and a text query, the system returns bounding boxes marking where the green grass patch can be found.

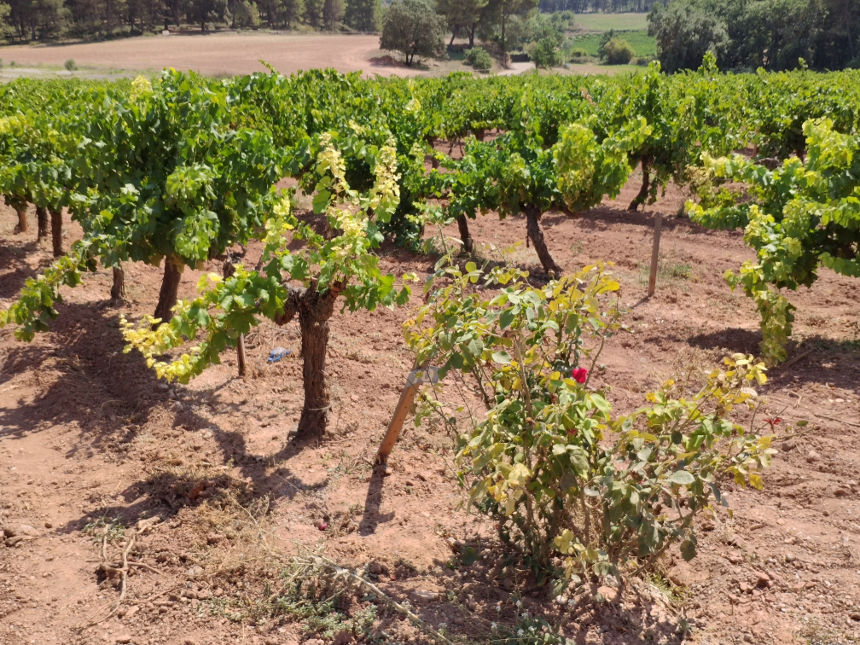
[569,30,656,58]
[572,12,649,32]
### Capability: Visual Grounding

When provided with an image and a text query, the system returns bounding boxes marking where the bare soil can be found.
[0,33,454,78]
[1,174,858,645]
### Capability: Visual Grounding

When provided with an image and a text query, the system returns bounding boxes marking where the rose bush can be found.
[406,261,777,585]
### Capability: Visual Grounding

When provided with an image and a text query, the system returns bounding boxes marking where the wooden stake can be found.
[376,367,439,465]
[648,213,663,298]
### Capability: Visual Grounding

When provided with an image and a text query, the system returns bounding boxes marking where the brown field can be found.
[1,172,859,644]
[0,33,435,78]
[0,32,648,80]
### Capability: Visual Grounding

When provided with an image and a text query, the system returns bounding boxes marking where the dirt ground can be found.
[1,173,859,645]
[0,33,461,78]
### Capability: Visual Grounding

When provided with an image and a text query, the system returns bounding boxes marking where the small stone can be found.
[413,589,437,601]
[181,639,199,645]
[739,582,753,593]
[755,572,772,588]
[834,488,850,498]
[206,533,222,545]
[849,612,860,622]
[44,522,53,529]
[125,606,139,618]
[186,565,204,579]
[332,631,352,645]
[596,586,618,603]
[2,523,40,538]
[727,554,743,565]
[806,450,821,463]
[785,553,796,563]
[115,635,133,644]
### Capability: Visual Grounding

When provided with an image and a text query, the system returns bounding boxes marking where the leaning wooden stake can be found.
[376,366,439,464]
[648,212,663,297]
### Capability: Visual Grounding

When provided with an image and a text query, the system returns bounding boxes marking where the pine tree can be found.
[344,0,379,32]
[322,0,342,30]
[304,0,322,27]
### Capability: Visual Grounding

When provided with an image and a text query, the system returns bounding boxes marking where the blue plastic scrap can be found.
[267,347,292,363]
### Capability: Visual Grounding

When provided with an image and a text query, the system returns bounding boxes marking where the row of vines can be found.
[0,61,857,588]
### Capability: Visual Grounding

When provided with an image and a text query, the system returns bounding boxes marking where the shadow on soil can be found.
[543,205,744,240]
[367,537,689,644]
[687,328,860,391]
[0,299,327,536]
[0,234,55,299]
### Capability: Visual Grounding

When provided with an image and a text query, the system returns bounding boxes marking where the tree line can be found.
[649,0,859,72]
[0,0,656,43]
[0,0,382,40]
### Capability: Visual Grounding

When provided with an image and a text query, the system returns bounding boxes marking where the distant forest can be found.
[0,0,657,43]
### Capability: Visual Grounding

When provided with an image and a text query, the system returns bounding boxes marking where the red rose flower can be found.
[572,367,588,384]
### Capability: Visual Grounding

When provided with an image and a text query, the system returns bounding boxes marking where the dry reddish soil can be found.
[0,33,447,78]
[1,174,859,645]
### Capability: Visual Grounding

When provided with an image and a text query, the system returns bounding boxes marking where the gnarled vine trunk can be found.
[49,207,63,257]
[36,206,49,240]
[525,206,562,277]
[14,206,27,234]
[628,157,652,212]
[222,259,247,378]
[111,266,126,303]
[153,256,184,323]
[276,283,343,442]
[457,215,474,254]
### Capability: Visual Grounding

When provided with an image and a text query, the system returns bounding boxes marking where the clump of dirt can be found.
[1,175,858,644]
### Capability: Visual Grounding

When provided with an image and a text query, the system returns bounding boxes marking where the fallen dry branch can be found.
[79,528,140,629]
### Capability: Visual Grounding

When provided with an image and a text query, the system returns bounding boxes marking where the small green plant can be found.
[64,59,77,71]
[464,47,493,73]
[268,558,378,640]
[638,256,693,285]
[406,261,777,585]
[490,611,573,644]
[82,517,125,544]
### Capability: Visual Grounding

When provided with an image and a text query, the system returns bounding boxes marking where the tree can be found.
[227,0,260,28]
[379,0,445,65]
[648,0,728,73]
[484,0,537,62]
[344,0,379,31]
[603,36,634,64]
[322,0,342,29]
[188,0,227,30]
[436,0,487,47]
[304,0,322,26]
